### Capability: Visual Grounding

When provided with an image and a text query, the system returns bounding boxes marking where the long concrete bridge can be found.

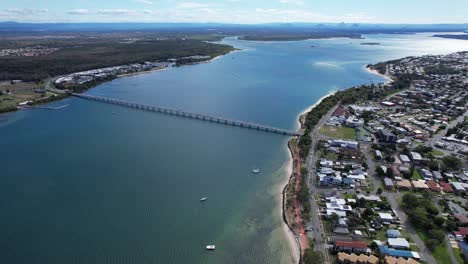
[71,93,303,136]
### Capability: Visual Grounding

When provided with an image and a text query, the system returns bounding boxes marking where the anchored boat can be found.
[206,245,215,250]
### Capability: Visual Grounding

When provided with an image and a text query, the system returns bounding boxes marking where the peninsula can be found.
[290,51,467,264]
[0,32,234,113]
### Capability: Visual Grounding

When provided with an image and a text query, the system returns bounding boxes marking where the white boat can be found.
[200,197,208,202]
[252,169,260,174]
[206,245,215,250]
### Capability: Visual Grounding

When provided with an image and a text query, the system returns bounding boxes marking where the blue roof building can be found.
[378,245,420,259]
[386,229,401,238]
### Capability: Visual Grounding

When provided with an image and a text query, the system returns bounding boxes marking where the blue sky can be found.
[0,0,467,24]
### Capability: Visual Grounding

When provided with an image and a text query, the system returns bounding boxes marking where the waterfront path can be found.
[71,93,302,137]
[294,145,308,254]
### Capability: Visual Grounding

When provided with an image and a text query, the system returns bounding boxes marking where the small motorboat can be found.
[252,169,260,174]
[206,245,215,250]
[200,197,208,202]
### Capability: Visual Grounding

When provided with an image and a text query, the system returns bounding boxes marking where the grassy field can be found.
[417,231,453,264]
[431,149,445,157]
[412,170,423,180]
[319,125,356,140]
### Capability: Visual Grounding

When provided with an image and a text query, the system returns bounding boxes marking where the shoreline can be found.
[365,66,394,84]
[1,52,233,116]
[280,91,336,263]
[279,145,301,264]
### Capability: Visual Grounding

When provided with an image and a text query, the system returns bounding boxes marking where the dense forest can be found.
[0,38,234,81]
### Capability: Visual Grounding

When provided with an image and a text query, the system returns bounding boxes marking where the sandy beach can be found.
[280,91,337,263]
[365,66,394,84]
[279,152,301,264]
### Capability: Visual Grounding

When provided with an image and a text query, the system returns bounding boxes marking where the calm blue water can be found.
[1,33,467,264]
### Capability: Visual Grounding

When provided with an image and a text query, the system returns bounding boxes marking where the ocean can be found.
[1,33,467,264]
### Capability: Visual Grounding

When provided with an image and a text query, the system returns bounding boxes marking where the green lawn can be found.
[454,248,464,264]
[319,125,356,140]
[412,170,423,180]
[417,231,453,264]
[431,149,445,157]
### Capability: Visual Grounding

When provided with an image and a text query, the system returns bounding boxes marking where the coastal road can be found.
[305,102,339,264]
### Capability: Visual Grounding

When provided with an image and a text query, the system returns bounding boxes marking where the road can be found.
[382,192,437,264]
[304,103,339,264]
[44,77,68,94]
[360,144,437,264]
[428,110,467,147]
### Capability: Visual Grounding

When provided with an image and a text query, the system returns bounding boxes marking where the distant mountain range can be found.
[0,21,467,33]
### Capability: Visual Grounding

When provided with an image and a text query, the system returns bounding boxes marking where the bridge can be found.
[71,93,303,137]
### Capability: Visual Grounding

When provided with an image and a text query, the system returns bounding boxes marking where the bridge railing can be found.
[71,93,302,136]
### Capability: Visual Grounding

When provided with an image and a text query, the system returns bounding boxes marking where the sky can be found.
[0,0,467,24]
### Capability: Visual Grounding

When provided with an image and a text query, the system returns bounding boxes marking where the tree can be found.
[376,188,383,195]
[426,239,440,250]
[442,156,462,171]
[376,166,385,177]
[303,248,324,264]
[434,216,445,226]
[402,193,419,210]
[428,229,445,241]
[385,168,394,178]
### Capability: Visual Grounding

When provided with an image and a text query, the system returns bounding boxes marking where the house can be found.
[357,194,382,202]
[439,182,454,193]
[384,256,420,264]
[327,209,347,218]
[378,213,394,223]
[320,175,343,186]
[410,152,423,163]
[387,229,401,238]
[378,245,421,260]
[411,180,429,191]
[391,165,401,177]
[427,181,441,192]
[432,171,443,181]
[378,130,398,143]
[330,139,359,149]
[419,169,433,180]
[454,227,468,241]
[396,179,412,190]
[384,178,394,189]
[375,150,383,160]
[334,240,370,254]
[388,238,410,249]
[452,182,466,193]
[346,116,364,127]
[399,155,411,164]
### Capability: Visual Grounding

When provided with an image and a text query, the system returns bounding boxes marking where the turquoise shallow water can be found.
[1,33,467,264]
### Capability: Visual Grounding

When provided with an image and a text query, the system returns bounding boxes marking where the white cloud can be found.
[176,2,208,9]
[68,9,90,15]
[4,8,48,15]
[97,9,138,15]
[279,0,304,6]
[134,0,153,5]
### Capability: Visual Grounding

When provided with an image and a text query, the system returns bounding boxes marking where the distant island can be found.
[239,33,363,41]
[360,42,381,45]
[433,34,468,40]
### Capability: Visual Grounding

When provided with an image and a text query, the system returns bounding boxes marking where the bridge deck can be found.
[71,93,302,137]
